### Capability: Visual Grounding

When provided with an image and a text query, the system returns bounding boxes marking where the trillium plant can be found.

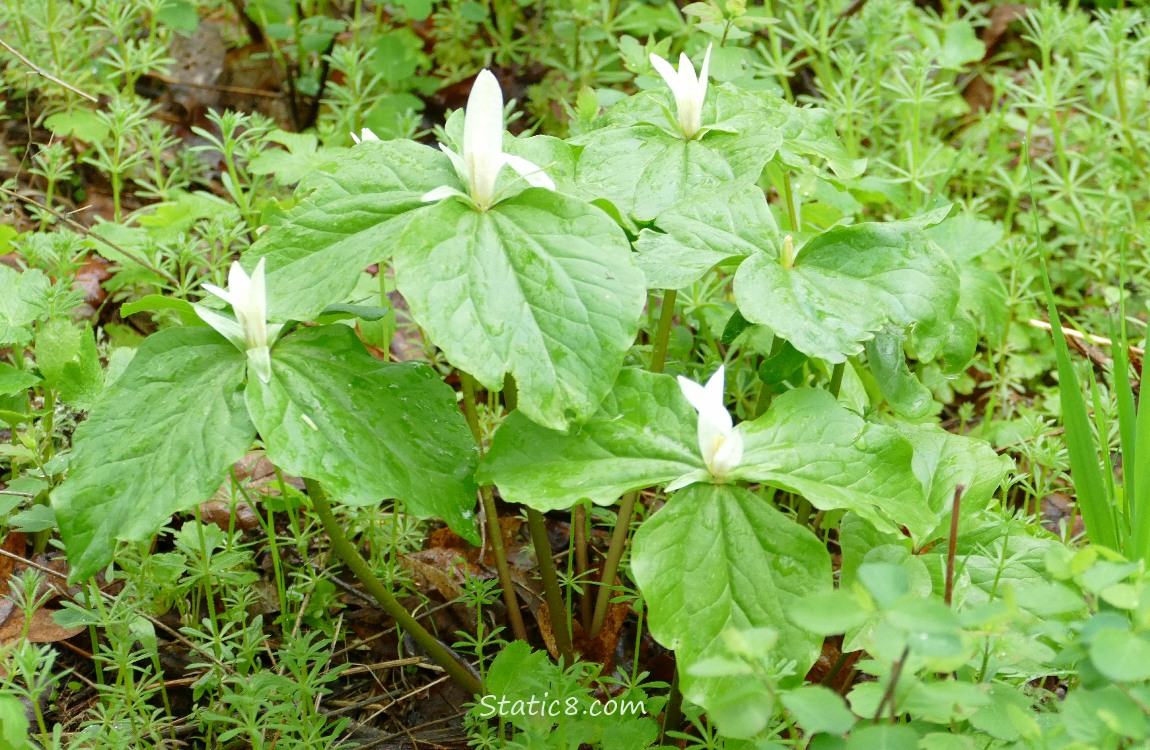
[52,47,1011,742]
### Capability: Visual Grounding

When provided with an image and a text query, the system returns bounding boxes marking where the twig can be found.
[872,645,911,723]
[0,186,179,287]
[1029,318,1145,356]
[945,484,965,606]
[0,38,99,103]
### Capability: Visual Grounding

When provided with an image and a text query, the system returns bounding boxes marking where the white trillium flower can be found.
[194,259,283,384]
[421,69,555,210]
[350,128,379,144]
[649,44,712,139]
[667,365,743,491]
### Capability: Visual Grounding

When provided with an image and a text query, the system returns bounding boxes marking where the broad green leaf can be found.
[635,183,778,290]
[769,101,866,180]
[939,20,987,69]
[845,724,919,750]
[34,319,104,409]
[394,190,645,430]
[477,368,703,510]
[245,326,479,542]
[582,86,782,216]
[734,218,959,363]
[0,362,40,395]
[781,685,857,735]
[0,695,33,749]
[1090,628,1150,683]
[735,388,933,539]
[53,329,253,582]
[576,125,736,222]
[892,422,1011,527]
[788,589,870,635]
[120,294,199,323]
[245,139,457,321]
[865,329,935,419]
[0,266,50,346]
[631,484,830,726]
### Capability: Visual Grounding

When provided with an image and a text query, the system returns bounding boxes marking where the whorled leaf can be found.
[244,139,457,321]
[245,325,480,542]
[734,388,934,540]
[53,328,254,581]
[476,368,703,510]
[631,483,831,727]
[635,183,778,290]
[394,190,645,430]
[734,218,960,363]
[480,370,928,536]
[574,85,781,222]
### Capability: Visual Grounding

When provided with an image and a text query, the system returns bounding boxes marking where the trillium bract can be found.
[649,44,712,140]
[194,259,283,384]
[668,365,743,490]
[421,69,555,209]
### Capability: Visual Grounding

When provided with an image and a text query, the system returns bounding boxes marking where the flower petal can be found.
[464,70,505,163]
[504,154,556,190]
[350,128,379,144]
[193,305,246,351]
[201,282,234,308]
[649,53,685,101]
[697,44,712,105]
[677,52,697,91]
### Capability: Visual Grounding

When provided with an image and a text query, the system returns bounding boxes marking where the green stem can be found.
[650,290,678,374]
[589,491,636,640]
[574,502,591,631]
[461,372,528,642]
[305,478,483,696]
[829,362,845,398]
[527,508,574,662]
[659,669,684,744]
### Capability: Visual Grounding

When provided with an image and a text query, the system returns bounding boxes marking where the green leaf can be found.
[0,695,33,749]
[34,319,104,409]
[844,724,919,750]
[394,190,645,430]
[938,20,986,68]
[769,101,866,180]
[892,422,1011,526]
[865,329,935,419]
[577,86,781,222]
[788,589,870,635]
[734,219,959,363]
[120,294,200,324]
[10,503,56,532]
[245,139,458,321]
[44,108,111,142]
[477,368,703,510]
[631,483,831,729]
[735,389,933,539]
[576,125,736,222]
[156,0,199,33]
[635,183,779,290]
[52,329,254,582]
[1090,628,1150,683]
[758,341,808,385]
[245,326,479,542]
[0,266,50,346]
[0,362,40,396]
[781,685,856,735]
